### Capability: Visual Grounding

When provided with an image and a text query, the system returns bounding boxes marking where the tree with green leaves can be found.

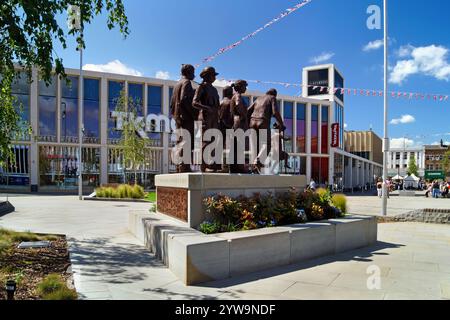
[0,0,129,166]
[407,156,419,177]
[442,150,450,177]
[115,89,146,185]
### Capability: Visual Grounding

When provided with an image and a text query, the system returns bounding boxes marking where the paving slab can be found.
[1,195,450,300]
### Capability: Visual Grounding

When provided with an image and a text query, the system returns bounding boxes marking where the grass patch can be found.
[37,274,77,300]
[145,191,156,203]
[0,229,59,256]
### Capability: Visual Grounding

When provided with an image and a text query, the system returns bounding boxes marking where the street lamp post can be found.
[382,0,389,216]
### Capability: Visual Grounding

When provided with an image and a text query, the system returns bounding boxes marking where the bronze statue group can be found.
[171,64,287,174]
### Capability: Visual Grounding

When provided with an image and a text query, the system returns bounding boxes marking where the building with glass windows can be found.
[0,64,382,193]
[387,146,426,178]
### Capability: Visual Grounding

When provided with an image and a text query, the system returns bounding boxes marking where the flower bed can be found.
[200,188,347,234]
[0,229,76,300]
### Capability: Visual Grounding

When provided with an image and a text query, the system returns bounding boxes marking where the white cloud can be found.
[396,44,414,58]
[390,138,416,149]
[389,45,450,84]
[390,114,416,125]
[83,60,143,76]
[344,123,348,129]
[432,141,450,146]
[213,79,233,87]
[363,39,384,52]
[155,71,170,80]
[310,52,335,64]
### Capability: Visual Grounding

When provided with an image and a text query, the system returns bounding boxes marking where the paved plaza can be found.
[0,194,449,300]
[347,191,450,216]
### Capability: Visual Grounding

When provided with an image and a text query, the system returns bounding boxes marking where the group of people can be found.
[425,180,450,198]
[170,64,286,173]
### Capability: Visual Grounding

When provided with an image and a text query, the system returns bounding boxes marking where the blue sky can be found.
[55,0,450,147]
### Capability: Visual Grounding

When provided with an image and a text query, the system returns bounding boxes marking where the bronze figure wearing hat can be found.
[247,89,285,171]
[170,64,198,173]
[193,66,221,172]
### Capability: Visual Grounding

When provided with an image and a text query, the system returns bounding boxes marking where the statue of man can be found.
[193,66,220,172]
[170,64,198,173]
[247,89,285,172]
[230,80,249,173]
[218,86,234,173]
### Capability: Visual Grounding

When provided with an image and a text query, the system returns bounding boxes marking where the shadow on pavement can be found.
[200,241,404,290]
[68,237,166,284]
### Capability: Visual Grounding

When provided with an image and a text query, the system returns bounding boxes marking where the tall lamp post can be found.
[382,0,389,216]
[68,5,84,200]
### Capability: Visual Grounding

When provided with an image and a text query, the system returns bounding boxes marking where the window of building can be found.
[296,103,306,153]
[84,78,100,144]
[312,157,329,185]
[283,101,294,153]
[334,103,344,149]
[334,70,345,103]
[0,145,30,191]
[147,85,163,146]
[61,76,79,143]
[11,73,31,141]
[321,106,329,154]
[311,105,319,154]
[39,146,100,192]
[128,83,144,116]
[284,156,306,175]
[108,148,162,189]
[108,81,124,143]
[38,76,57,142]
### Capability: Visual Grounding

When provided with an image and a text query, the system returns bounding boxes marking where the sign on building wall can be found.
[308,69,329,96]
[331,123,340,148]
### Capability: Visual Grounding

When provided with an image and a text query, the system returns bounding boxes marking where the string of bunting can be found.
[195,0,313,68]
[216,78,449,102]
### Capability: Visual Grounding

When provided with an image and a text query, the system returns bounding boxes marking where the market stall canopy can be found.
[392,175,404,180]
[404,174,420,182]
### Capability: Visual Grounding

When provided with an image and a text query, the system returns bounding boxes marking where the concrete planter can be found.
[129,211,378,286]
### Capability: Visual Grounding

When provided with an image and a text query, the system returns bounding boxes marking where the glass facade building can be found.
[1,65,382,193]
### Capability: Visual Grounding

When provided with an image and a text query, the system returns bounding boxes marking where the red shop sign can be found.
[331,123,340,148]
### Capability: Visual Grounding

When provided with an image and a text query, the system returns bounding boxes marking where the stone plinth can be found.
[129,211,378,286]
[155,173,307,229]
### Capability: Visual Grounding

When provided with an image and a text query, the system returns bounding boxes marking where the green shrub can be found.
[37,274,65,295]
[37,274,77,300]
[95,184,145,199]
[332,194,347,215]
[316,188,332,207]
[43,287,78,300]
[131,185,145,199]
[199,221,222,235]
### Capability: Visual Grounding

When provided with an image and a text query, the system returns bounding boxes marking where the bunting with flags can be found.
[195,0,313,67]
[214,78,449,103]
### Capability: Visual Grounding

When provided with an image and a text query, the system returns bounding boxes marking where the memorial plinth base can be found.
[155,173,307,229]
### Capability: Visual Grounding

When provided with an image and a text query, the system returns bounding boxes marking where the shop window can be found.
[0,145,30,191]
[39,146,100,191]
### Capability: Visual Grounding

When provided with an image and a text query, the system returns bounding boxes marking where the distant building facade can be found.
[345,130,383,165]
[424,142,450,180]
[387,147,426,178]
